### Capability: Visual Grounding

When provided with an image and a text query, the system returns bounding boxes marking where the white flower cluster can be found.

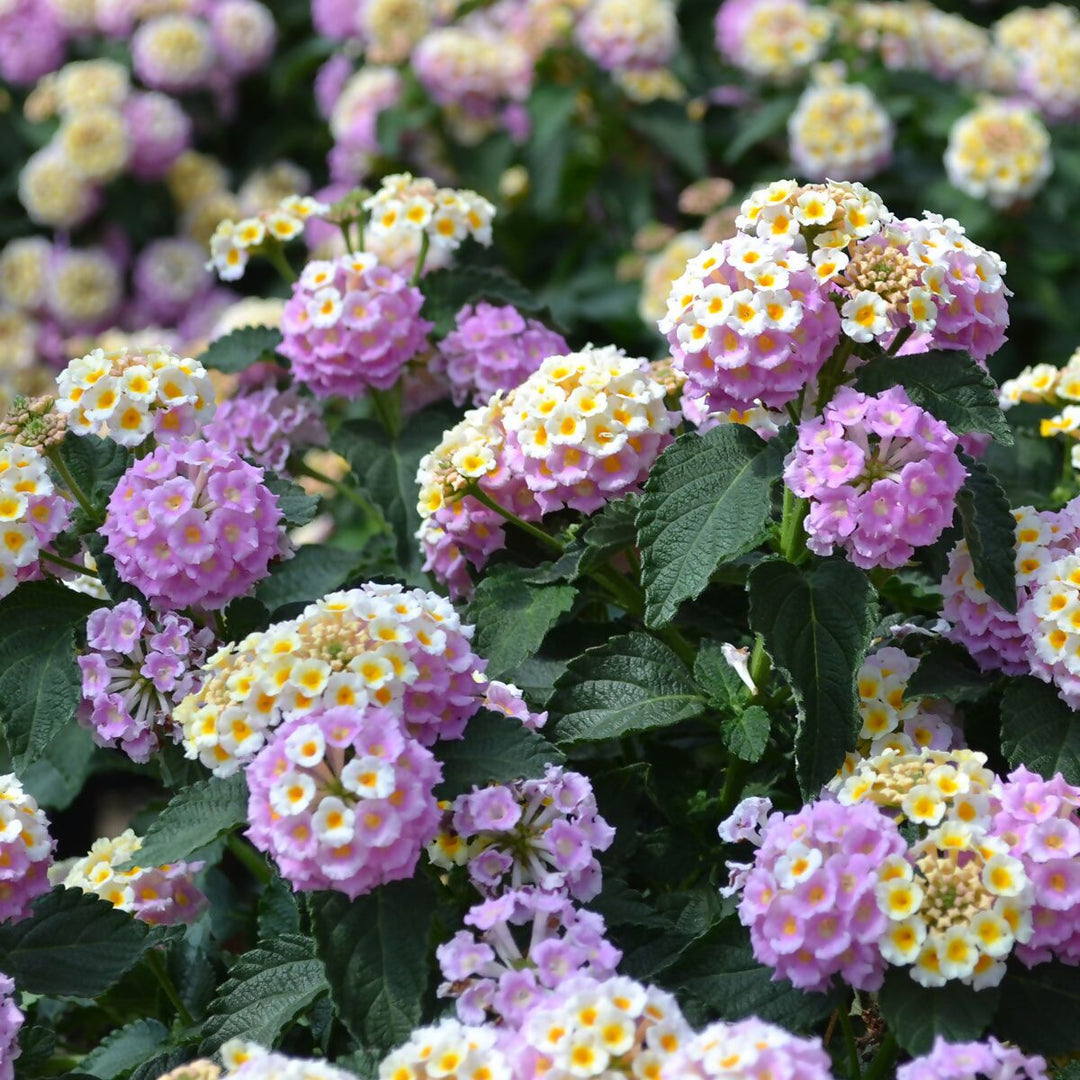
[56,346,215,446]
[733,0,833,82]
[945,100,1052,209]
[220,1041,357,1080]
[1022,556,1080,698]
[363,173,495,253]
[416,400,505,518]
[208,194,329,281]
[1000,351,1080,409]
[379,1019,511,1080]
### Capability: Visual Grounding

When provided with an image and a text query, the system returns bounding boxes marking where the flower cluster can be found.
[245,705,442,897]
[436,304,568,407]
[430,766,615,901]
[0,441,71,601]
[661,1019,833,1080]
[0,774,53,922]
[363,173,496,255]
[945,100,1052,209]
[178,584,486,775]
[56,345,215,446]
[78,600,215,763]
[783,386,967,570]
[61,829,207,925]
[278,254,431,399]
[998,6,1080,123]
[100,438,285,611]
[131,238,215,327]
[0,974,22,1080]
[897,1037,1047,1080]
[788,68,893,181]
[219,1042,356,1080]
[715,0,832,82]
[575,0,678,74]
[326,66,402,185]
[208,194,329,282]
[1018,553,1080,708]
[1000,349,1080,410]
[379,1019,513,1080]
[436,888,621,1026]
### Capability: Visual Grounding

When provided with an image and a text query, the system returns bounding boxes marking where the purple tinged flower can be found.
[209,0,276,77]
[718,795,773,844]
[0,972,22,1080]
[124,93,192,180]
[897,1037,1047,1080]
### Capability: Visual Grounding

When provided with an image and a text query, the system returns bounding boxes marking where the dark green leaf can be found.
[1001,678,1080,785]
[525,497,639,586]
[14,1025,56,1076]
[256,545,362,612]
[748,559,877,795]
[57,433,131,513]
[469,566,576,680]
[0,888,159,996]
[264,474,319,528]
[626,102,705,175]
[81,1020,170,1079]
[637,427,783,627]
[0,581,102,767]
[129,1050,198,1080]
[419,266,543,338]
[549,633,705,746]
[724,96,797,164]
[437,709,564,797]
[18,720,97,811]
[906,639,994,704]
[956,453,1018,613]
[878,968,999,1054]
[721,704,771,764]
[200,326,283,374]
[854,352,1013,444]
[694,640,751,711]
[200,934,327,1051]
[995,960,1080,1054]
[310,879,438,1052]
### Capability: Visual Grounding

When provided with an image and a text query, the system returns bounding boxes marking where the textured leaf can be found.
[906,639,994,704]
[200,934,327,1051]
[256,545,362,612]
[748,559,877,795]
[18,720,98,811]
[854,352,1013,444]
[637,427,782,627]
[995,960,1080,1054]
[437,709,564,797]
[694,640,752,711]
[956,453,1018,613]
[878,969,999,1054]
[1001,678,1080,785]
[82,1020,170,1079]
[420,266,543,338]
[721,705,771,764]
[200,326,283,374]
[0,887,159,996]
[264,474,319,528]
[0,581,102,767]
[549,633,704,746]
[469,566,576,680]
[525,497,639,586]
[310,879,438,1052]
[57,433,131,514]
[123,773,248,869]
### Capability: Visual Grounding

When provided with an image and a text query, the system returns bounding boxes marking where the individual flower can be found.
[246,705,442,897]
[897,1037,1047,1080]
[207,194,329,282]
[178,583,486,775]
[77,600,215,763]
[480,678,548,732]
[132,13,215,93]
[945,100,1052,209]
[431,766,615,901]
[715,0,832,82]
[61,829,207,925]
[436,888,621,1026]
[436,303,568,406]
[209,0,277,77]
[363,173,495,254]
[56,345,216,447]
[784,386,966,570]
[101,438,285,611]
[277,253,431,399]
[661,1018,833,1080]
[0,973,22,1080]
[658,233,841,415]
[576,0,678,72]
[0,774,53,922]
[379,1019,512,1080]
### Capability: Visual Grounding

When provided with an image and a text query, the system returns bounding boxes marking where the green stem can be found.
[779,487,809,564]
[291,460,375,514]
[748,633,771,695]
[590,564,646,618]
[227,832,272,885]
[466,486,565,553]
[145,948,195,1028]
[886,326,913,357]
[814,336,856,413]
[718,756,751,818]
[39,548,98,578]
[862,1034,897,1080]
[263,241,298,284]
[837,1007,861,1080]
[46,446,98,522]
[411,231,430,287]
[369,384,403,439]
[339,222,355,255]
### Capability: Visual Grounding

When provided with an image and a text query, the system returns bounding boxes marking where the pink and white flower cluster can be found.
[897,1037,1047,1080]
[0,774,53,923]
[0,974,23,1080]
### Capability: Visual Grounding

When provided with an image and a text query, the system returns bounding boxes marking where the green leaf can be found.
[658,918,840,1031]
[437,709,565,797]
[721,704,771,764]
[694,640,751,711]
[256,545,362,612]
[955,452,1018,613]
[81,1019,170,1079]
[854,351,1013,444]
[57,433,131,514]
[18,720,98,811]
[906,639,994,704]
[200,934,328,1051]
[0,581,102,767]
[637,427,783,628]
[626,102,706,175]
[310,879,438,1053]
[525,497,639,586]
[0,887,160,996]
[995,960,1080,1054]
[748,559,878,795]
[468,565,576,681]
[419,266,543,338]
[122,773,248,869]
[878,969,999,1054]
[549,633,705,746]
[264,474,319,528]
[724,96,797,164]
[1001,677,1080,785]
[200,326,283,374]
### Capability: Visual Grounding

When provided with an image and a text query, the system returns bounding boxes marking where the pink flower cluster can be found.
[784,387,966,570]
[735,799,907,992]
[245,705,442,898]
[0,775,54,923]
[77,600,215,763]
[101,438,285,611]
[437,888,621,1026]
[658,235,842,415]
[131,238,214,324]
[278,255,431,399]
[436,303,568,407]
[575,0,678,73]
[994,766,1080,967]
[325,66,402,185]
[897,1037,1047,1080]
[661,1018,834,1080]
[0,0,64,85]
[0,974,22,1080]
